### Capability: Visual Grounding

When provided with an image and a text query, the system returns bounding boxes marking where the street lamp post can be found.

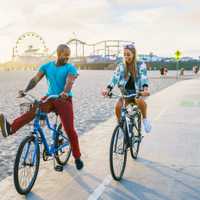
[175,50,181,79]
[149,52,153,71]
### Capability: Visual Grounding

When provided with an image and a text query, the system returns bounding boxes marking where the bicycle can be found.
[108,92,142,181]
[13,93,71,195]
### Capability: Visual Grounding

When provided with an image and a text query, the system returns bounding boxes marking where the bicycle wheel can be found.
[14,135,40,195]
[55,123,71,166]
[130,112,142,159]
[110,124,127,181]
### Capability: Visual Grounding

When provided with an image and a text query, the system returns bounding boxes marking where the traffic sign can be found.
[175,50,181,61]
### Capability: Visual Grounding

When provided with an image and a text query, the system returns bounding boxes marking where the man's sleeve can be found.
[38,63,47,75]
[69,64,79,77]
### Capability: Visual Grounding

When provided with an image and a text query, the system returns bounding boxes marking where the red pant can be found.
[11,97,81,159]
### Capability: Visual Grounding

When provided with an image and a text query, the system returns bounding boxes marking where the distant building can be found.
[180,57,194,61]
[138,54,162,62]
[161,57,176,63]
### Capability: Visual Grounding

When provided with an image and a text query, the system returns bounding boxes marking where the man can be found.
[0,44,84,170]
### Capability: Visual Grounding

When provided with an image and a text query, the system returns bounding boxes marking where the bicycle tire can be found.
[109,124,127,181]
[130,112,142,159]
[13,135,40,195]
[55,123,71,166]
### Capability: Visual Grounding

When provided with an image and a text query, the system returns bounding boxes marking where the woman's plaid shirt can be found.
[108,60,149,94]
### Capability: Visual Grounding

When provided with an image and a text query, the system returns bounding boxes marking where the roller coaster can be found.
[11,32,134,69]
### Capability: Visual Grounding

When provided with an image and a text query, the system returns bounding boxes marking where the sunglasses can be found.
[124,43,135,49]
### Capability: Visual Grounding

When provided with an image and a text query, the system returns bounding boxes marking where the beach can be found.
[0,70,192,181]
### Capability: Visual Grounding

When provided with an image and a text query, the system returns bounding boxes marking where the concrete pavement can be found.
[0,78,200,200]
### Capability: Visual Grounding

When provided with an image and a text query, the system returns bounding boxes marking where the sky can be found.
[0,0,199,62]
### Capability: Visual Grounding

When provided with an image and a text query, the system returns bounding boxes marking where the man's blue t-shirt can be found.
[39,61,78,96]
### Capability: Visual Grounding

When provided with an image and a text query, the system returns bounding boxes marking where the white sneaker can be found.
[143,118,152,133]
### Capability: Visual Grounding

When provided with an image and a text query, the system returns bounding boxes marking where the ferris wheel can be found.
[13,32,48,57]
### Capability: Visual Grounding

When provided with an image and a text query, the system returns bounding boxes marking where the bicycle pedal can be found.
[58,139,64,145]
[54,165,63,172]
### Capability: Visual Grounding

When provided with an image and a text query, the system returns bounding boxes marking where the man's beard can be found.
[57,58,68,66]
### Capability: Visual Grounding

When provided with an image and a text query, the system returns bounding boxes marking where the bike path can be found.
[0,78,200,200]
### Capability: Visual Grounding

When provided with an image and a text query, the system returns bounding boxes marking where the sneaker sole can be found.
[0,114,8,137]
[76,164,84,170]
[75,160,84,170]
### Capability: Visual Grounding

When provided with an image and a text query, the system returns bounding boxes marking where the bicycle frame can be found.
[119,97,140,146]
[34,111,69,156]
[22,110,69,165]
[120,99,130,144]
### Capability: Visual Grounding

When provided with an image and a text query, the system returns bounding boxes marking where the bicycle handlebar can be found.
[108,92,138,99]
[20,92,60,104]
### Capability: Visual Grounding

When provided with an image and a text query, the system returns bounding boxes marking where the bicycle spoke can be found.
[130,113,141,159]
[112,127,126,178]
[55,128,71,166]
[14,137,40,193]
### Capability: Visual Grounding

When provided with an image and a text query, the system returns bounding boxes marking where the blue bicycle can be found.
[13,94,71,195]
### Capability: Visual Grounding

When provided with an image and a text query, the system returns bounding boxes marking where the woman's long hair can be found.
[124,46,137,79]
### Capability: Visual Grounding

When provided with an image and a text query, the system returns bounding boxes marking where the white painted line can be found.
[88,175,112,200]
[87,106,168,200]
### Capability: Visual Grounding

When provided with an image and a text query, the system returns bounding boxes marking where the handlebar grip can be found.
[108,92,113,98]
[17,91,26,98]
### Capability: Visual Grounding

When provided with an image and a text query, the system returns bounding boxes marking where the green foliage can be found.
[148,60,200,70]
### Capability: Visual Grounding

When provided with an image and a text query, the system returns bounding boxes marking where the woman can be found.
[102,43,151,133]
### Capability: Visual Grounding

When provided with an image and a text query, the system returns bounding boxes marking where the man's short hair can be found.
[57,44,70,53]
